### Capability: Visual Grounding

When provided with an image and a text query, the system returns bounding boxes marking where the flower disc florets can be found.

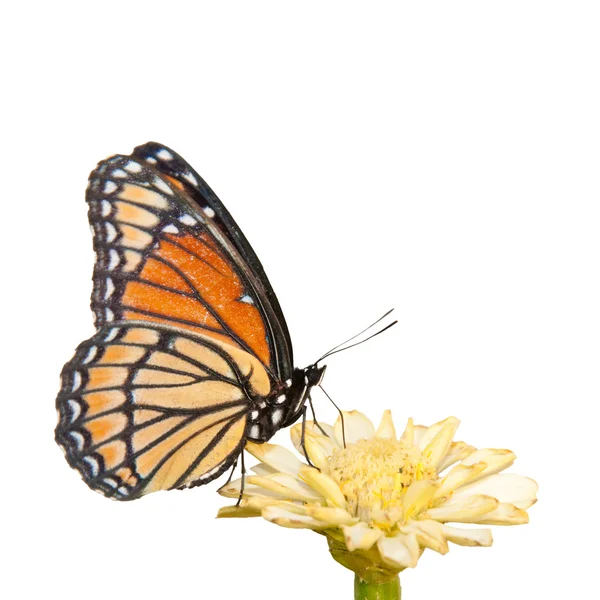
[329,437,436,529]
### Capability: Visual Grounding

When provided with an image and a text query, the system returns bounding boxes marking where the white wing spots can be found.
[88,178,99,192]
[156,148,173,161]
[162,223,179,234]
[238,294,255,305]
[276,394,286,404]
[285,379,292,387]
[108,249,120,270]
[72,371,82,391]
[103,181,117,194]
[83,456,100,477]
[271,409,283,426]
[124,161,143,173]
[104,277,115,300]
[112,169,127,178]
[105,308,115,322]
[145,157,157,164]
[179,214,197,226]
[153,177,173,195]
[67,399,82,423]
[101,200,112,216]
[203,206,216,218]
[104,328,121,342]
[69,431,85,451]
[104,478,118,489]
[250,424,260,438]
[105,222,117,242]
[183,171,198,185]
[117,486,130,496]
[198,462,224,481]
[82,346,98,364]
[251,410,259,420]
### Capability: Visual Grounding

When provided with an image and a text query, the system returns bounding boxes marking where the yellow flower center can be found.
[326,437,436,531]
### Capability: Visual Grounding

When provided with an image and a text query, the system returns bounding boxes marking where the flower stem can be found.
[354,574,401,600]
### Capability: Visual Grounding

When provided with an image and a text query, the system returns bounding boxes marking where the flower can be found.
[218,410,537,580]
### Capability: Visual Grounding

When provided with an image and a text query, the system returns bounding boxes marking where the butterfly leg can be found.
[308,394,329,437]
[235,450,246,507]
[320,385,346,448]
[224,457,239,485]
[299,405,320,471]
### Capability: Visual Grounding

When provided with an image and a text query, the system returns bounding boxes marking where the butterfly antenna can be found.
[315,309,395,364]
[319,385,346,448]
[317,318,398,363]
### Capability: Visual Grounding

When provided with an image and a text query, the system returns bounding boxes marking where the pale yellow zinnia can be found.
[218,410,537,581]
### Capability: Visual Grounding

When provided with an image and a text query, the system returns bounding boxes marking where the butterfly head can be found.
[305,363,327,387]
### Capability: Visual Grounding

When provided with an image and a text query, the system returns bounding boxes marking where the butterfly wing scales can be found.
[55,322,270,499]
[132,142,294,379]
[87,153,283,375]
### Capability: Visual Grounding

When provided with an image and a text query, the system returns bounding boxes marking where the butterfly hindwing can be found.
[55,321,271,499]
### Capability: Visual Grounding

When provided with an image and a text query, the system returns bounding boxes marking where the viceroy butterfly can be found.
[55,142,341,501]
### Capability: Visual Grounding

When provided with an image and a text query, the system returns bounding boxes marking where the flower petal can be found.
[401,520,449,555]
[423,494,498,523]
[245,441,305,476]
[291,421,337,445]
[437,442,477,472]
[250,463,277,476]
[341,522,384,551]
[217,495,290,518]
[460,448,516,482]
[377,532,420,569]
[403,480,438,521]
[262,504,331,529]
[216,505,262,518]
[299,465,347,509]
[412,424,428,446]
[399,417,415,445]
[334,410,375,446]
[434,463,487,500]
[439,524,493,547]
[301,434,337,470]
[450,474,538,509]
[418,417,458,451]
[376,410,397,439]
[247,474,324,502]
[305,505,357,526]
[422,417,460,469]
[468,502,529,525]
[218,478,280,499]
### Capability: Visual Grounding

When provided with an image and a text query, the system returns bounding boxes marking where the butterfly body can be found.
[55,143,327,500]
[249,363,327,443]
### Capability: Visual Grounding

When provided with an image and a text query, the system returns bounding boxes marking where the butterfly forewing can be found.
[55,322,270,499]
[131,141,294,379]
[87,153,282,376]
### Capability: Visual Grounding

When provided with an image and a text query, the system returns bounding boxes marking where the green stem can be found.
[354,574,401,600]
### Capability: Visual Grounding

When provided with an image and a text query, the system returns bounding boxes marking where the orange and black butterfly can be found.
[55,142,328,500]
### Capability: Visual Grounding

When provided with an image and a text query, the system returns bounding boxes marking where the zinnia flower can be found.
[218,410,537,593]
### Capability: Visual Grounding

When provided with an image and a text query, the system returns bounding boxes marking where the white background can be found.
[1,2,598,599]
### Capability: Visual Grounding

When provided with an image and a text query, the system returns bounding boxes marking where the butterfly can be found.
[55,142,329,501]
